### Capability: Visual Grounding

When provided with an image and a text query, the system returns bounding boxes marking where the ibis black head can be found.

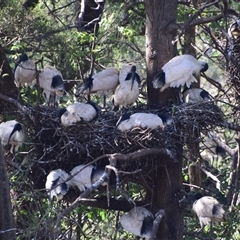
[52,75,64,89]
[200,63,208,72]
[125,66,140,90]
[8,123,23,144]
[200,89,210,100]
[157,113,173,125]
[15,53,28,71]
[114,112,131,133]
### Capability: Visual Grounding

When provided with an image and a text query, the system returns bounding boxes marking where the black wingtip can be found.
[81,75,94,93]
[152,70,165,89]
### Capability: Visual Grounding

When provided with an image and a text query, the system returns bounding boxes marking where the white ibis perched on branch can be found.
[152,54,208,92]
[192,193,225,231]
[0,120,26,154]
[14,53,37,100]
[115,112,173,132]
[112,65,141,110]
[80,67,119,106]
[59,101,99,127]
[69,164,105,192]
[45,169,70,204]
[38,65,65,107]
[120,207,154,238]
[182,87,211,103]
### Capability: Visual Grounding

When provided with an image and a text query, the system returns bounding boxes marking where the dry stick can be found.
[150,209,166,240]
[195,164,221,192]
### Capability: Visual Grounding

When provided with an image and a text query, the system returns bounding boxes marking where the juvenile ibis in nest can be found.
[192,193,225,231]
[152,54,208,92]
[112,65,141,110]
[115,112,173,132]
[45,169,70,204]
[38,65,65,107]
[0,120,26,154]
[14,53,37,100]
[120,207,154,238]
[59,101,99,127]
[182,87,211,103]
[69,164,105,192]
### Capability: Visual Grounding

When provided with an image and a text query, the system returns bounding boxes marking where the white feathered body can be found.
[113,80,139,110]
[61,103,98,126]
[193,196,225,228]
[81,67,119,96]
[45,169,70,201]
[69,165,95,192]
[14,58,36,88]
[120,207,154,238]
[0,120,26,153]
[39,66,65,102]
[153,55,208,92]
[117,113,164,132]
[182,88,211,103]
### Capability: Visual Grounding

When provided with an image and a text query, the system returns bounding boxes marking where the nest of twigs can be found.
[14,100,224,191]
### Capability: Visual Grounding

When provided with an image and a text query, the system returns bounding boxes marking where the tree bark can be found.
[0,144,16,240]
[0,48,18,112]
[145,0,178,108]
[145,0,183,239]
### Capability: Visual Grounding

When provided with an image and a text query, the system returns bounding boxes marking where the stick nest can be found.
[17,101,224,190]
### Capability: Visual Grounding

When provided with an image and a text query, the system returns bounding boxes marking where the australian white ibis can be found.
[115,112,173,132]
[14,53,37,100]
[60,101,99,127]
[192,193,225,231]
[112,65,141,110]
[120,207,154,238]
[182,87,211,103]
[152,54,208,92]
[80,67,119,106]
[69,164,105,192]
[45,169,70,203]
[0,120,26,154]
[38,65,65,107]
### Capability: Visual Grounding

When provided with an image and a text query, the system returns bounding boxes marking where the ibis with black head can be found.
[45,169,70,204]
[182,87,211,104]
[69,164,105,192]
[14,53,37,100]
[192,193,225,231]
[60,101,99,127]
[152,54,208,92]
[112,65,141,110]
[115,112,173,132]
[38,65,65,107]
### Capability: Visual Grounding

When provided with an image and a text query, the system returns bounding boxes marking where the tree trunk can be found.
[0,144,16,240]
[145,0,178,108]
[0,48,18,112]
[145,0,183,239]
